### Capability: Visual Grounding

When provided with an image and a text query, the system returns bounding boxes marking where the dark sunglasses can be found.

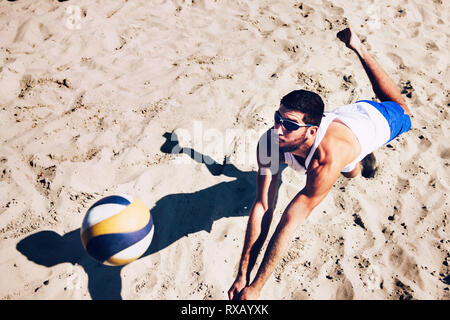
[274,111,314,131]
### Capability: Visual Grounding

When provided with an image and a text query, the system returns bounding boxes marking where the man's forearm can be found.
[237,202,274,281]
[249,201,310,291]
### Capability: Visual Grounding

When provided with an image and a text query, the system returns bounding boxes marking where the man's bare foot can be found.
[337,27,365,54]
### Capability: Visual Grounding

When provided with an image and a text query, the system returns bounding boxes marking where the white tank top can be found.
[284,101,390,173]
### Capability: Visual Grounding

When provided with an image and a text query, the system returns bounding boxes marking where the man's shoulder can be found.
[313,121,361,171]
[322,119,359,149]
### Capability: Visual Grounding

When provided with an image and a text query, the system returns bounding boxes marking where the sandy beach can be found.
[0,0,448,300]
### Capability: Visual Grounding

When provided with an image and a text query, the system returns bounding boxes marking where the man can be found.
[228,27,412,300]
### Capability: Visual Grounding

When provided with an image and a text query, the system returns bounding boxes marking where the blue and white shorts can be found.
[357,100,412,143]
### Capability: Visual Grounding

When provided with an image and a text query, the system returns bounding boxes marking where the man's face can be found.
[273,105,311,153]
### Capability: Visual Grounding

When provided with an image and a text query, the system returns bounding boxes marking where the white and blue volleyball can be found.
[80,195,154,266]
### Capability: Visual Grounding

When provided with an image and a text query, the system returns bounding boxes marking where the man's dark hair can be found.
[280,90,324,126]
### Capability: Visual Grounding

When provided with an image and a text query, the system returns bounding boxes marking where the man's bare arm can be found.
[239,161,341,299]
[232,169,278,279]
[228,131,280,300]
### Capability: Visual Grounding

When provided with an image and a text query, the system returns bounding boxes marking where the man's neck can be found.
[289,137,315,159]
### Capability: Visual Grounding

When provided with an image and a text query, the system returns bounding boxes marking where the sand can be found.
[0,0,448,300]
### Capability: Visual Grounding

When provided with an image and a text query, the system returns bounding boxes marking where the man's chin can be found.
[279,143,300,153]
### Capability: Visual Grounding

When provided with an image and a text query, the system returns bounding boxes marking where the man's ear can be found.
[307,126,319,138]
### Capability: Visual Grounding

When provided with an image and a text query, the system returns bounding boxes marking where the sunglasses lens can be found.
[284,121,299,131]
[274,112,281,124]
[275,112,300,131]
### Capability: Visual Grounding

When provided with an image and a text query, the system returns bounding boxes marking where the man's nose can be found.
[273,123,283,135]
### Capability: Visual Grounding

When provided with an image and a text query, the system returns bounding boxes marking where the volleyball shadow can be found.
[16,131,285,299]
[143,131,285,255]
[145,131,263,255]
[16,228,124,300]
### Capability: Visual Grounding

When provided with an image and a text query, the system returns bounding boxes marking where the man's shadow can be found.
[17,131,285,299]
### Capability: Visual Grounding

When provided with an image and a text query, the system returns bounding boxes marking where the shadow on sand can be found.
[17,132,285,299]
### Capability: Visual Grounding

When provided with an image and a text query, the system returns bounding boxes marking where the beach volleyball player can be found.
[228,27,412,300]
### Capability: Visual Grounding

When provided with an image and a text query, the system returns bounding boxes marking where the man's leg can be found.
[341,152,377,179]
[342,162,361,178]
[337,28,411,116]
[337,27,411,179]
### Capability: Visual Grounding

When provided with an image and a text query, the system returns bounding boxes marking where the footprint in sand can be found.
[323,0,344,16]
[440,148,450,160]
[39,23,52,41]
[18,74,35,99]
[297,3,315,19]
[417,134,432,152]
[392,279,414,300]
[29,160,57,197]
[395,177,411,194]
[388,245,423,289]
[335,277,355,300]
[394,7,407,19]
[425,41,439,51]
[333,192,347,211]
[387,52,407,70]
[400,80,415,99]
[13,18,54,48]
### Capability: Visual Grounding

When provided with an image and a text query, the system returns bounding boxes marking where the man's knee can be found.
[341,163,361,179]
[399,102,411,116]
[390,96,410,116]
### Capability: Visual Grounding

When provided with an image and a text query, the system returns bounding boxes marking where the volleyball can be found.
[80,194,154,266]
